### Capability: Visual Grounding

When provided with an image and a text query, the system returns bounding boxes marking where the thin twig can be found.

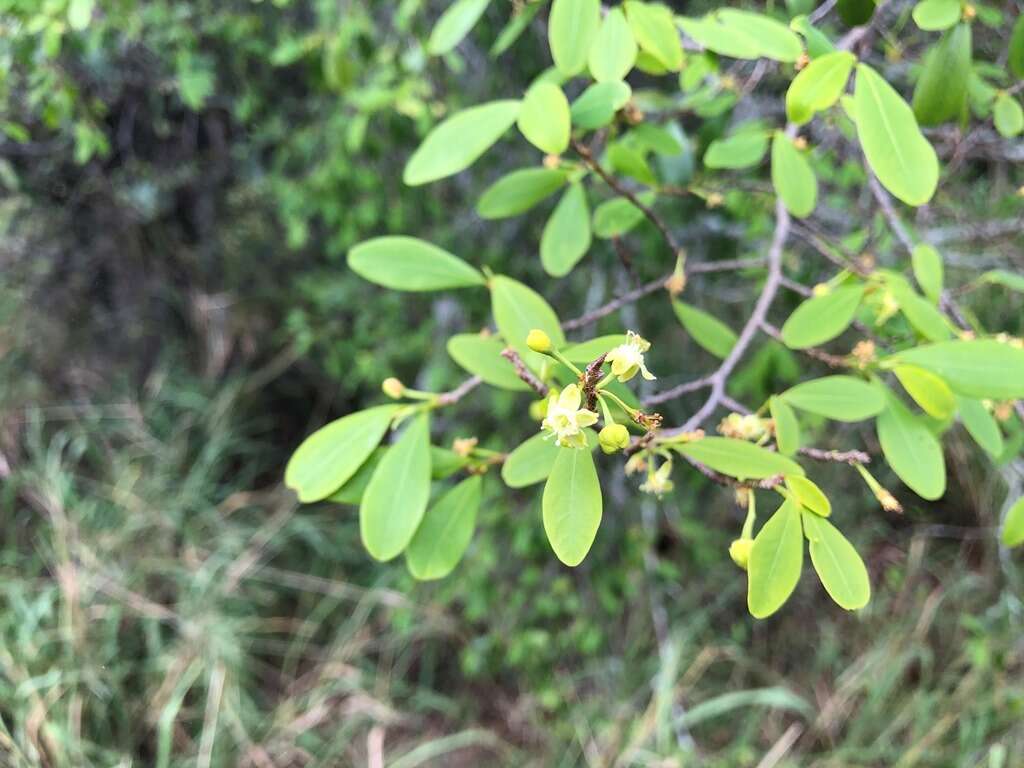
[500,348,549,396]
[798,446,871,465]
[761,321,849,368]
[437,375,483,406]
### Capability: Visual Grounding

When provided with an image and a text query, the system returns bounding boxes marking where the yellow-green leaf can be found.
[1001,497,1024,548]
[503,432,561,488]
[888,340,1024,400]
[677,437,805,480]
[404,100,521,185]
[911,244,943,303]
[592,192,654,238]
[748,499,804,619]
[518,82,571,155]
[571,81,632,130]
[672,300,738,359]
[560,335,629,364]
[802,512,871,610]
[1011,14,1024,80]
[888,279,953,342]
[490,275,566,370]
[447,334,531,391]
[786,50,856,125]
[854,64,938,207]
[704,131,769,169]
[406,475,482,580]
[876,395,946,500]
[912,23,971,127]
[994,93,1024,138]
[770,396,801,455]
[771,131,818,218]
[549,0,601,75]
[541,182,591,277]
[780,284,864,349]
[912,0,960,31]
[893,365,955,420]
[542,446,603,566]
[589,8,637,82]
[477,167,569,219]
[781,376,885,422]
[348,237,485,291]
[360,414,432,561]
[286,405,397,503]
[625,1,683,71]
[786,475,831,517]
[957,397,1003,457]
[427,0,491,56]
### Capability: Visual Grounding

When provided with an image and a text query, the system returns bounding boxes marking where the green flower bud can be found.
[526,328,552,354]
[598,423,630,454]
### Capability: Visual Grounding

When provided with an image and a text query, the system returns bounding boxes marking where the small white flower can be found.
[606,331,656,383]
[640,460,674,497]
[541,383,598,449]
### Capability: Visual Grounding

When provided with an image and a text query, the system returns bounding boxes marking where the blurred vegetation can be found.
[1,0,1023,765]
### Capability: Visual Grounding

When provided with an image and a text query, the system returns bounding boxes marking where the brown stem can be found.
[500,348,549,396]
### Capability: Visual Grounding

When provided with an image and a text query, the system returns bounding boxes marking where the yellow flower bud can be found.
[382,377,405,399]
[729,539,753,570]
[598,423,630,454]
[526,328,552,354]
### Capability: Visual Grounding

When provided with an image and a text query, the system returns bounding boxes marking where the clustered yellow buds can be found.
[598,423,630,454]
[811,282,831,298]
[382,377,405,399]
[452,437,478,457]
[729,539,753,570]
[526,328,552,354]
[875,487,903,514]
[851,340,877,368]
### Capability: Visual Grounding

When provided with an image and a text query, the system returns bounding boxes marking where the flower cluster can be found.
[541,384,598,449]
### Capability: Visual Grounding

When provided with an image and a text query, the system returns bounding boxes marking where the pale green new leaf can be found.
[704,132,769,169]
[770,396,801,455]
[672,301,737,359]
[286,405,397,503]
[854,64,939,206]
[893,365,955,420]
[802,513,871,610]
[549,0,601,75]
[327,448,385,505]
[781,376,885,422]
[592,192,654,238]
[981,270,1024,293]
[786,51,856,125]
[1002,498,1024,548]
[748,499,804,619]
[994,93,1024,138]
[406,475,482,580]
[360,414,432,561]
[68,0,94,30]
[786,475,831,518]
[477,168,569,219]
[889,340,1024,399]
[789,15,835,60]
[571,81,632,130]
[771,131,818,218]
[447,334,531,391]
[957,397,1003,457]
[404,100,520,185]
[542,446,603,566]
[589,8,637,82]
[912,0,961,31]
[518,82,571,155]
[625,1,683,71]
[541,182,592,277]
[502,432,561,488]
[490,275,566,370]
[911,244,943,303]
[348,237,485,291]
[889,280,953,342]
[677,437,805,480]
[427,0,491,56]
[714,9,803,62]
[876,395,946,501]
[780,284,864,349]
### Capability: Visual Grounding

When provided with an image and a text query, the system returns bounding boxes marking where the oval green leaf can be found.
[360,414,433,561]
[672,300,738,359]
[781,375,885,422]
[560,335,629,364]
[542,446,603,566]
[518,82,571,155]
[704,131,769,170]
[406,474,482,580]
[490,275,566,369]
[912,0,961,31]
[802,512,871,610]
[592,191,654,238]
[1011,14,1024,80]
[589,8,637,82]
[549,0,601,75]
[770,396,802,456]
[748,499,804,619]
[912,23,971,127]
[786,475,831,517]
[876,395,946,501]
[677,437,805,480]
[625,1,683,71]
[1002,497,1024,548]
[570,81,632,130]
[994,93,1024,138]
[771,131,818,218]
[911,243,943,303]
[780,284,865,349]
[404,100,520,186]
[541,182,592,277]
[893,364,955,420]
[957,397,1003,457]
[348,237,485,291]
[786,51,856,125]
[502,431,561,488]
[477,167,569,219]
[888,340,1024,400]
[447,333,531,391]
[427,0,491,56]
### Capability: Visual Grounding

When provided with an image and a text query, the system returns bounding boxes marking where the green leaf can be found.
[427,0,491,55]
[912,0,961,31]
[570,81,632,130]
[888,340,1024,399]
[502,431,561,488]
[491,2,542,56]
[429,447,470,480]
[854,64,939,207]
[549,0,601,75]
[786,475,831,517]
[781,376,885,422]
[893,365,955,420]
[957,397,1003,457]
[981,269,1024,293]
[348,237,485,291]
[770,396,801,455]
[286,405,397,503]
[889,280,953,341]
[713,9,804,62]
[592,192,655,238]
[994,93,1024,138]
[447,334,530,391]
[786,51,856,125]
[406,475,482,580]
[704,131,769,170]
[771,132,818,218]
[490,275,566,370]
[518,82,571,156]
[677,437,805,480]
[802,513,871,610]
[541,182,592,277]
[1001,497,1024,548]
[747,499,804,619]
[876,395,946,500]
[789,15,836,59]
[911,244,943,303]
[360,414,432,561]
[327,448,385,505]
[678,17,759,60]
[542,446,603,566]
[1010,14,1024,80]
[589,8,637,82]
[560,335,629,364]
[68,0,94,30]
[404,100,520,186]
[780,284,864,349]
[672,301,738,359]
[477,168,569,219]
[607,142,657,184]
[625,1,683,71]
[912,23,971,127]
